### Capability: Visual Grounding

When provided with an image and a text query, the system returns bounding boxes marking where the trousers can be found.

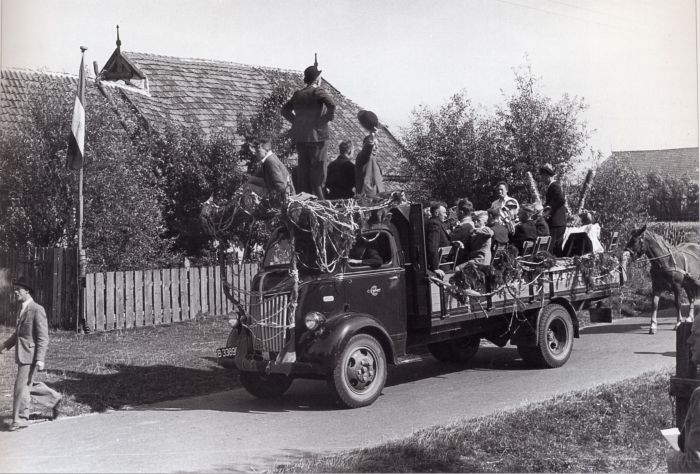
[296,142,328,199]
[13,363,61,423]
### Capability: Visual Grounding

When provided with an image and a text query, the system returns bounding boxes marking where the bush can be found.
[0,77,173,272]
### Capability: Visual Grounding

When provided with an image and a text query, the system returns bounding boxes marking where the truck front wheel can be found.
[518,303,573,368]
[427,336,480,363]
[240,372,293,399]
[329,334,387,408]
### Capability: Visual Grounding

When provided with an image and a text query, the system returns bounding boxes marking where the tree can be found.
[401,94,496,207]
[147,125,246,263]
[646,173,699,222]
[400,63,591,209]
[0,77,173,271]
[492,63,590,203]
[585,159,649,243]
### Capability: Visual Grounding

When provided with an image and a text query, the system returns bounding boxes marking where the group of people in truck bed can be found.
[425,163,586,279]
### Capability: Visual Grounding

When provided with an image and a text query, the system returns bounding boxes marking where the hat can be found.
[358,110,379,131]
[539,163,555,176]
[12,276,33,293]
[303,65,322,84]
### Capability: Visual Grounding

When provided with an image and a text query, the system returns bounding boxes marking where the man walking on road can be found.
[281,56,336,199]
[0,277,62,431]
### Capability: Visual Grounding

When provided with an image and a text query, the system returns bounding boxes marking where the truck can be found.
[216,202,624,408]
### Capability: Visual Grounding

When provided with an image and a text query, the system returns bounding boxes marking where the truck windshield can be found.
[262,227,339,272]
[263,231,292,268]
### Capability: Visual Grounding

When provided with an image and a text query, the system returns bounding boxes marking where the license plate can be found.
[216,347,237,358]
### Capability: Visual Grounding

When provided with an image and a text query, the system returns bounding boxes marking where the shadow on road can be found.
[635,351,675,358]
[42,364,239,414]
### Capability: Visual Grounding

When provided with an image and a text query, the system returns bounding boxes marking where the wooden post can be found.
[670,321,700,426]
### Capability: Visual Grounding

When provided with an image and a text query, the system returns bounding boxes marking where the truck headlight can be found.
[304,311,326,331]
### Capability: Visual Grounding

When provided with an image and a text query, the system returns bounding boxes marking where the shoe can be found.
[51,399,62,420]
[8,422,28,432]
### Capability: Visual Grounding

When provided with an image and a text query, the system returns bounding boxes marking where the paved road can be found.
[0,312,679,473]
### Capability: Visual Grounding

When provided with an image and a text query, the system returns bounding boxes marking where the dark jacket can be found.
[425,217,451,271]
[512,220,538,254]
[325,155,355,199]
[535,216,550,236]
[281,86,336,143]
[354,134,385,197]
[545,180,567,227]
[489,222,510,245]
[253,152,291,195]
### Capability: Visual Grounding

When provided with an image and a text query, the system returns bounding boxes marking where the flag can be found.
[66,53,86,170]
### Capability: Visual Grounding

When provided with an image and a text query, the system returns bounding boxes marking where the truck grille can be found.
[248,292,292,353]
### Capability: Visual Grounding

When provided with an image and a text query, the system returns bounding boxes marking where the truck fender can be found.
[297,312,396,372]
[510,298,580,347]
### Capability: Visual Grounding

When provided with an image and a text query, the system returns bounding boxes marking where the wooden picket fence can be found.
[83,263,258,332]
[0,248,78,328]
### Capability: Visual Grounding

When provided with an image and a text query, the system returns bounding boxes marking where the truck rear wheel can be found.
[329,334,387,408]
[240,372,293,399]
[427,336,480,363]
[518,303,573,368]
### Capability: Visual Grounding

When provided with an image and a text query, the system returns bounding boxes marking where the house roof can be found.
[1,69,81,127]
[602,147,699,183]
[103,51,406,178]
[2,52,407,180]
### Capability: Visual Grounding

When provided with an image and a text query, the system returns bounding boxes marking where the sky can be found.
[1,0,698,161]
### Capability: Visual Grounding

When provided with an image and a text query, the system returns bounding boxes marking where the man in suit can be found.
[281,59,336,199]
[246,135,293,202]
[325,140,355,199]
[539,163,567,256]
[512,204,539,255]
[0,277,62,431]
[425,202,462,279]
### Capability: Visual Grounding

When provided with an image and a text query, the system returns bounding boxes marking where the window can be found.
[347,231,393,268]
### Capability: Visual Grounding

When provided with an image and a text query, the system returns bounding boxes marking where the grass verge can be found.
[0,316,238,420]
[275,370,675,473]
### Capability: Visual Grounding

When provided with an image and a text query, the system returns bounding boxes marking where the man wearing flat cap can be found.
[539,163,567,256]
[1,277,62,431]
[281,57,336,199]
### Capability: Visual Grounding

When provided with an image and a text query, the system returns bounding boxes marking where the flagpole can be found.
[77,46,87,333]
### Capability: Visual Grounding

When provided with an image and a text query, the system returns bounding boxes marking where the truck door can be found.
[342,230,407,337]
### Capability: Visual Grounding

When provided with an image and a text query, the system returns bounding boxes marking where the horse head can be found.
[624,224,648,261]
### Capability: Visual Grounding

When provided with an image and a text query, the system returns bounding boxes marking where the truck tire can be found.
[240,372,293,399]
[518,303,573,368]
[427,336,480,363]
[329,334,387,408]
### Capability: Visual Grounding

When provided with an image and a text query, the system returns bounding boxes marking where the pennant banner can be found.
[66,53,86,170]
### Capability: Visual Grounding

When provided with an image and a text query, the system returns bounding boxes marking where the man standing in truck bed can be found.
[281,57,336,199]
